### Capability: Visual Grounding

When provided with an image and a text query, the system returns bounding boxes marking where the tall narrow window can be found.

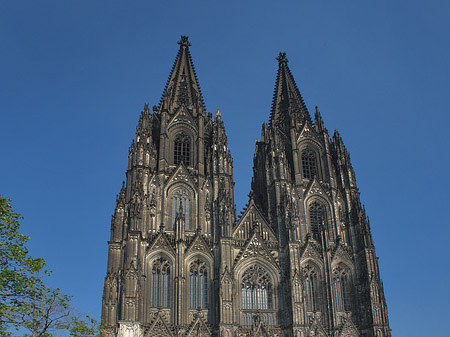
[174,133,190,166]
[151,257,171,308]
[302,265,320,312]
[171,188,191,230]
[301,148,317,179]
[333,265,351,312]
[189,259,208,309]
[240,265,273,310]
[309,201,325,240]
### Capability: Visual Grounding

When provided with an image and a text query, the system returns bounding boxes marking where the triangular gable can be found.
[124,260,138,279]
[252,321,270,337]
[309,317,328,337]
[166,164,197,190]
[201,178,212,191]
[185,233,213,258]
[304,178,331,200]
[332,244,353,265]
[297,121,321,145]
[233,232,280,270]
[144,312,174,337]
[233,200,277,242]
[339,317,359,337]
[167,104,197,131]
[300,240,323,265]
[220,266,233,284]
[149,232,175,256]
[185,314,211,337]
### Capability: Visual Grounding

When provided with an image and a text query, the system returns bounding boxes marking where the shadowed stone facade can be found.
[101,36,390,337]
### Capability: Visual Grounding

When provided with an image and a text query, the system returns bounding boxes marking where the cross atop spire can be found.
[276,52,288,64]
[270,52,311,127]
[160,35,205,112]
[177,35,192,47]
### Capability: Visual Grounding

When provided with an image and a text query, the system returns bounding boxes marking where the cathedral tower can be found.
[102,38,390,337]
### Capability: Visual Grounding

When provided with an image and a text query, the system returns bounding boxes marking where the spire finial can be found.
[177,35,192,47]
[276,52,288,64]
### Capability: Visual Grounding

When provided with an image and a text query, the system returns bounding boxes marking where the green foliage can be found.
[0,197,72,336]
[69,315,103,337]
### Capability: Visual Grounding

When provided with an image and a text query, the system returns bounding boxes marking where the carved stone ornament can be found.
[118,321,142,337]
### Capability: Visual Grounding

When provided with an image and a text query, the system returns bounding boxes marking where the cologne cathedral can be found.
[101,36,391,337]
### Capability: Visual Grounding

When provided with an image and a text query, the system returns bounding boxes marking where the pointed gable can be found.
[300,240,323,265]
[149,232,175,256]
[185,314,211,337]
[298,121,321,145]
[233,232,280,270]
[143,311,174,337]
[332,243,353,265]
[234,199,277,242]
[167,104,198,132]
[304,177,331,200]
[339,316,360,337]
[166,164,197,190]
[185,233,213,258]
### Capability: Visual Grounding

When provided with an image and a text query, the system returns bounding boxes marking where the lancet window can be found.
[241,265,273,310]
[302,264,321,312]
[171,188,191,230]
[309,201,325,240]
[301,148,317,179]
[333,265,351,312]
[189,259,208,309]
[151,257,171,308]
[174,133,190,166]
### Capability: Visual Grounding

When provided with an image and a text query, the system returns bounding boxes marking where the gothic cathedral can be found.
[101,37,391,337]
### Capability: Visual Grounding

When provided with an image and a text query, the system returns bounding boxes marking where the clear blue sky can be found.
[1,1,449,336]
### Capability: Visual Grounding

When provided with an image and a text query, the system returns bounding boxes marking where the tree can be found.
[0,196,72,336]
[69,315,103,337]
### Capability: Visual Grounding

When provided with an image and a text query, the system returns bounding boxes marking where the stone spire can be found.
[270,52,311,127]
[159,36,205,113]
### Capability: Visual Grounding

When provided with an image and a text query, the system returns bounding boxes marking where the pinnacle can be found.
[177,35,191,47]
[159,35,205,111]
[270,52,311,127]
[276,52,288,64]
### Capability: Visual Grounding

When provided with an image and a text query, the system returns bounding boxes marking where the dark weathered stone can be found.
[101,36,391,337]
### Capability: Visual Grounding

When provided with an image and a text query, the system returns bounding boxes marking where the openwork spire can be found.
[160,36,205,111]
[270,52,310,126]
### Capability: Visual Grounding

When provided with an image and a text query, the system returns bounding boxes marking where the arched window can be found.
[333,265,351,312]
[174,133,190,166]
[171,188,191,230]
[302,264,321,312]
[309,201,325,240]
[241,265,273,310]
[151,257,171,308]
[189,259,208,309]
[301,148,317,179]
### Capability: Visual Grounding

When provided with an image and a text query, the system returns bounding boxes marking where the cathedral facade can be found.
[101,36,390,337]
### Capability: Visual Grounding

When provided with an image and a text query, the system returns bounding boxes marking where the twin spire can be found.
[270,52,311,126]
[161,37,311,125]
[160,36,205,111]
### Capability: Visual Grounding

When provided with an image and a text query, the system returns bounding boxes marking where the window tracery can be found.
[189,259,208,309]
[309,201,325,240]
[171,188,191,230]
[151,257,171,308]
[240,265,273,310]
[174,133,190,166]
[333,265,351,312]
[302,264,321,312]
[301,148,317,179]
